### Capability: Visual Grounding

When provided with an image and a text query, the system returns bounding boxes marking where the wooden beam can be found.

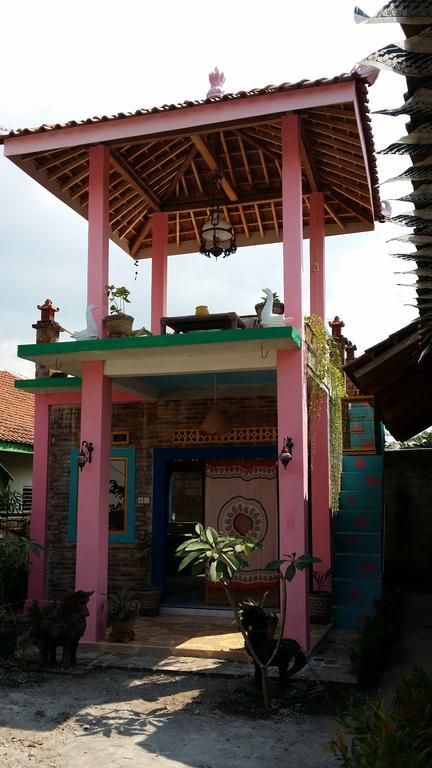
[161,145,197,202]
[111,149,160,210]
[235,129,281,165]
[130,216,153,257]
[329,187,373,223]
[161,186,282,213]
[325,203,344,231]
[191,134,238,202]
[300,127,319,192]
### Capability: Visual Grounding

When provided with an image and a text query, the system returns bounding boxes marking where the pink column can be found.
[309,192,332,580]
[151,212,169,334]
[26,396,50,605]
[279,114,309,650]
[87,144,110,336]
[75,361,112,640]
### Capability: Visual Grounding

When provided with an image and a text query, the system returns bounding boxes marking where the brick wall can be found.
[45,395,277,599]
[384,449,432,590]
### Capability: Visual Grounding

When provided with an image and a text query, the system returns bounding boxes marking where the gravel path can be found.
[0,667,340,768]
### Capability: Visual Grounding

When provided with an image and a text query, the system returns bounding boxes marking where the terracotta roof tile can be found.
[0,73,367,139]
[0,371,34,446]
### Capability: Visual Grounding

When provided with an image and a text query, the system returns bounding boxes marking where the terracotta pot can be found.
[255,301,284,321]
[104,314,134,338]
[109,614,137,642]
[195,305,209,316]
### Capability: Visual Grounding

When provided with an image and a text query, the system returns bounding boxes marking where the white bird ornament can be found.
[260,288,293,327]
[72,304,100,340]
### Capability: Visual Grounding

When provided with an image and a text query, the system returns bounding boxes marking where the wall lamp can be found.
[279,436,294,469]
[77,440,94,471]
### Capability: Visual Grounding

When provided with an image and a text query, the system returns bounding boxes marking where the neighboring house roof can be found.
[1,73,382,258]
[0,371,34,448]
[344,320,432,441]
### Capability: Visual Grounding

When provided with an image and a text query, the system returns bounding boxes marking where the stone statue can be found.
[30,590,93,666]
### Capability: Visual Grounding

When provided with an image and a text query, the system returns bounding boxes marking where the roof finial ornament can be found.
[207,67,225,98]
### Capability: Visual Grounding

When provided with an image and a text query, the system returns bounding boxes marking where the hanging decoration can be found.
[199,174,237,259]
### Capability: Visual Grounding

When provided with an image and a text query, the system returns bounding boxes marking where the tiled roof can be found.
[0,73,367,139]
[0,371,34,446]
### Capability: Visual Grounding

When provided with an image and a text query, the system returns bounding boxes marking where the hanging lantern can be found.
[200,207,237,259]
[199,173,237,259]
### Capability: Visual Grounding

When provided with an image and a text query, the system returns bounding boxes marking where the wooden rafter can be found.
[111,149,160,210]
[238,135,252,186]
[239,206,250,239]
[325,203,344,231]
[235,129,281,166]
[300,127,319,193]
[329,189,372,225]
[161,146,197,202]
[162,187,282,213]
[190,134,238,202]
[220,131,236,185]
[130,217,153,258]
[120,203,149,239]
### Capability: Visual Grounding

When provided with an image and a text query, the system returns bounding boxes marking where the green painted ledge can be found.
[18,326,301,360]
[15,377,82,391]
[0,440,33,454]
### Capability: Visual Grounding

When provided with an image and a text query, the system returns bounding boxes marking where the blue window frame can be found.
[68,447,136,543]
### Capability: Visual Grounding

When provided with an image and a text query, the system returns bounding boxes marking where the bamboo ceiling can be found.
[1,74,382,259]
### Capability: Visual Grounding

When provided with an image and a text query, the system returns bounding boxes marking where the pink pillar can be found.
[26,396,50,604]
[309,192,325,320]
[279,114,309,650]
[75,361,112,641]
[309,192,332,580]
[151,212,169,334]
[87,144,110,336]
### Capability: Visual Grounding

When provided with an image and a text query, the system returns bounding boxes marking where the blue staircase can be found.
[332,402,383,628]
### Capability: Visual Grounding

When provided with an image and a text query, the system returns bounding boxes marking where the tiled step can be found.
[333,508,382,534]
[339,490,382,512]
[341,471,382,492]
[334,532,381,555]
[342,455,383,473]
[333,553,382,581]
[332,578,381,607]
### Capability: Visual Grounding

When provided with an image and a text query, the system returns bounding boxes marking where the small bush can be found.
[329,668,432,767]
[350,589,402,686]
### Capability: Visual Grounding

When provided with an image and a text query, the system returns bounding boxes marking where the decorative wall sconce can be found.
[77,440,94,471]
[279,436,294,469]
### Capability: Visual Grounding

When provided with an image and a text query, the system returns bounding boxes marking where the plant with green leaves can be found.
[107,589,138,622]
[328,668,432,767]
[106,285,131,315]
[176,524,318,710]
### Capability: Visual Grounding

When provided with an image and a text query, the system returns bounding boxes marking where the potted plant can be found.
[104,285,134,337]
[136,533,162,617]
[309,568,332,624]
[255,291,284,321]
[238,592,278,639]
[107,589,139,642]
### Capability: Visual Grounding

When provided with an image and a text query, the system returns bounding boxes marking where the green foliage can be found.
[0,528,42,612]
[0,488,23,519]
[260,291,281,303]
[305,315,344,510]
[351,590,402,686]
[107,589,138,621]
[106,285,131,315]
[175,523,260,583]
[328,668,432,767]
[312,567,332,593]
[266,552,320,582]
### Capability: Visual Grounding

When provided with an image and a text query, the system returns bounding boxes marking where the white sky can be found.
[0,0,417,377]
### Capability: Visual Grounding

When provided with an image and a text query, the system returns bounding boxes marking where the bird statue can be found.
[71,305,100,340]
[260,288,293,327]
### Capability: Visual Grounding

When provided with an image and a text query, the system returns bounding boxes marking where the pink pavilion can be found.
[1,70,382,648]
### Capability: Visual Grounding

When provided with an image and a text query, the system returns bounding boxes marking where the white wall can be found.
[0,450,33,494]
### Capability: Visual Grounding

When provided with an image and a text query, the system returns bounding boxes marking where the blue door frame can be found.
[152,445,277,590]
